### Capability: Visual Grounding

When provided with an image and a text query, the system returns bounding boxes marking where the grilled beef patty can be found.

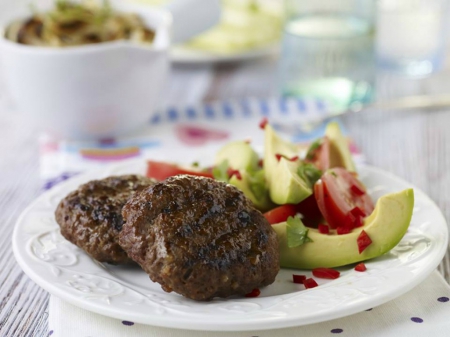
[119,175,279,301]
[55,175,156,264]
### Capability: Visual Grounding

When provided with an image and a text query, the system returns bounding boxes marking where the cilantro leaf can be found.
[305,138,323,160]
[212,160,229,182]
[286,216,313,248]
[297,163,322,187]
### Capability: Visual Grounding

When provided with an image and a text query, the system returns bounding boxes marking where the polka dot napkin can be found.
[48,271,450,337]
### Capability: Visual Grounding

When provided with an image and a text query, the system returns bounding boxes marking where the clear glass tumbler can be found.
[278,0,376,112]
[377,0,448,77]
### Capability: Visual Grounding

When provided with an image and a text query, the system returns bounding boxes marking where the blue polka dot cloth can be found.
[48,271,450,337]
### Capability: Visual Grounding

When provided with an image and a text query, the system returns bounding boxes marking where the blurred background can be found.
[1,0,450,123]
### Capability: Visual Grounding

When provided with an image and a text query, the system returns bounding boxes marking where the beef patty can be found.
[119,175,279,301]
[55,174,156,264]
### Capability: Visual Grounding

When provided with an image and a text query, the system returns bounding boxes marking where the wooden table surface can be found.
[1,55,450,336]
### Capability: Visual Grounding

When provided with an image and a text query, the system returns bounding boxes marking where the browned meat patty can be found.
[55,175,156,264]
[119,175,279,301]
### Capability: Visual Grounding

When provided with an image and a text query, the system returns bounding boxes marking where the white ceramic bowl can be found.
[0,0,220,140]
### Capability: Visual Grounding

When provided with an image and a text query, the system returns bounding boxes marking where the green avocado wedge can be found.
[215,141,259,172]
[264,124,312,204]
[325,122,356,172]
[272,189,414,269]
[229,170,274,212]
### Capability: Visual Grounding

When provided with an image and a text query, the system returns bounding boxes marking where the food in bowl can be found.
[4,0,156,47]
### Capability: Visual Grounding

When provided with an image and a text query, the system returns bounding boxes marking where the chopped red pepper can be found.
[245,288,261,297]
[350,206,365,218]
[318,224,329,234]
[259,118,268,129]
[355,263,367,272]
[258,159,264,167]
[227,169,242,180]
[293,274,307,284]
[337,226,351,235]
[275,154,298,162]
[312,268,340,279]
[303,278,318,289]
[357,230,372,254]
[351,184,365,196]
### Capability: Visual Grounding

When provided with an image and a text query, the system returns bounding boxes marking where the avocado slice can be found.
[215,140,259,172]
[229,170,274,212]
[264,125,312,204]
[272,189,414,269]
[325,122,356,172]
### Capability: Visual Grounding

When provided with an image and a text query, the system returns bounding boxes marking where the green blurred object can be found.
[279,1,376,113]
[134,0,282,54]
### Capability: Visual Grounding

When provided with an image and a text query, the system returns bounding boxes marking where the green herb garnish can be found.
[306,138,322,160]
[286,216,313,248]
[297,163,322,187]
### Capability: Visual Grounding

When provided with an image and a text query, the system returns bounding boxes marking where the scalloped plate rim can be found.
[12,159,449,331]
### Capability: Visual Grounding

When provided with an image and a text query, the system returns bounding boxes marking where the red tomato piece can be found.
[264,204,298,225]
[357,230,372,253]
[303,278,319,289]
[312,268,341,279]
[355,263,367,272]
[318,224,329,234]
[305,137,330,171]
[245,288,261,298]
[146,160,214,181]
[293,274,307,284]
[314,168,374,230]
[263,195,323,227]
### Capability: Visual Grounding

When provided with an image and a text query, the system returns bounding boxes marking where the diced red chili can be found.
[245,288,261,297]
[343,213,356,231]
[227,169,242,180]
[312,268,340,279]
[337,226,351,235]
[303,278,318,289]
[258,159,264,167]
[351,184,365,196]
[293,274,307,284]
[350,206,365,218]
[357,230,372,254]
[318,224,329,234]
[259,118,268,129]
[275,154,298,162]
[353,216,364,228]
[355,263,367,272]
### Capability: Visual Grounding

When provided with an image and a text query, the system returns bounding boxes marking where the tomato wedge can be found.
[314,168,374,230]
[305,137,330,171]
[263,195,323,227]
[264,204,298,225]
[146,160,213,181]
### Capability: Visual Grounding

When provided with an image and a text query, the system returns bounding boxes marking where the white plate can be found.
[13,160,448,331]
[170,44,279,64]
